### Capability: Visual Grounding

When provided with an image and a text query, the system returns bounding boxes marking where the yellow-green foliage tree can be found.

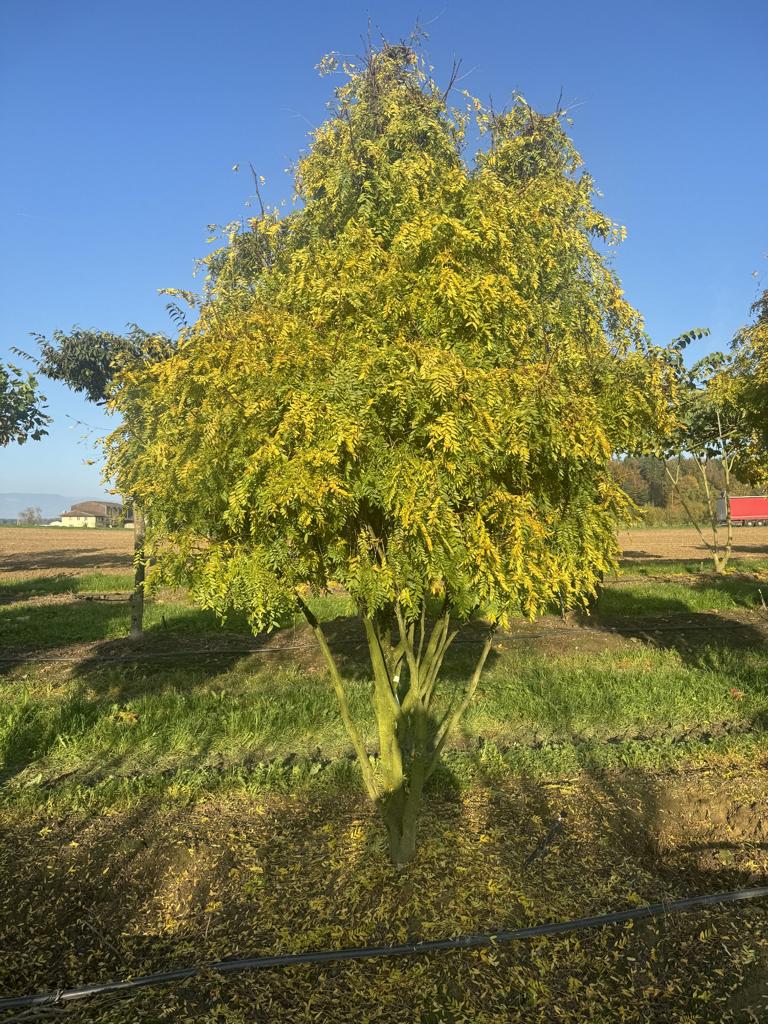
[732,287,768,486]
[107,44,673,865]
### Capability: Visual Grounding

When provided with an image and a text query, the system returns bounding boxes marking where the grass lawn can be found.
[2,567,768,1020]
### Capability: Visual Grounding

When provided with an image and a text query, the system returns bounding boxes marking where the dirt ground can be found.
[618,526,768,562]
[0,525,134,577]
[2,525,767,582]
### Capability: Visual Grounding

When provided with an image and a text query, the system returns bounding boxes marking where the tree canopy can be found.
[16,324,175,637]
[19,325,172,406]
[731,287,768,486]
[106,43,674,862]
[0,361,49,447]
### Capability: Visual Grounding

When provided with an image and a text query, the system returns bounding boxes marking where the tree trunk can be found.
[299,600,494,867]
[384,801,419,867]
[129,503,146,638]
[720,426,734,573]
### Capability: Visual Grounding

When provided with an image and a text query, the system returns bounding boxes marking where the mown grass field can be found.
[2,527,768,1021]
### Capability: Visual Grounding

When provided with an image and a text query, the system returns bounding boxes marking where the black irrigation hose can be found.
[2,887,768,1012]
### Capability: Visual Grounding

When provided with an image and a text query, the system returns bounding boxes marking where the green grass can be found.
[3,573,765,651]
[0,581,357,647]
[3,638,767,808]
[596,577,767,616]
[0,596,252,646]
[2,568,768,813]
[0,571,135,598]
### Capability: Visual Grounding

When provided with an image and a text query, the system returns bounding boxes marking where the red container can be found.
[727,496,768,524]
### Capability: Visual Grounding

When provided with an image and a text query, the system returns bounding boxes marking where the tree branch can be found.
[428,627,496,774]
[664,460,713,550]
[297,595,379,800]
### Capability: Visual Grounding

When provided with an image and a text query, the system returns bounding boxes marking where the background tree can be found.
[608,459,650,507]
[607,453,755,527]
[107,43,674,865]
[17,505,43,526]
[731,286,768,487]
[0,361,49,447]
[662,333,750,572]
[16,326,174,635]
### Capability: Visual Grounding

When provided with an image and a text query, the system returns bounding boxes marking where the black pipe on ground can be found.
[2,886,767,1013]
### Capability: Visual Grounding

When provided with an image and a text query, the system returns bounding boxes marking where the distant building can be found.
[50,500,126,529]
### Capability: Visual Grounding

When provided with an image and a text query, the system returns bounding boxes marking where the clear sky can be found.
[1,0,766,497]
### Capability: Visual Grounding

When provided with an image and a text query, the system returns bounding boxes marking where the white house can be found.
[50,500,125,528]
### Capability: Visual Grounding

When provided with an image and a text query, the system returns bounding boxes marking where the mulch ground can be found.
[2,764,768,1022]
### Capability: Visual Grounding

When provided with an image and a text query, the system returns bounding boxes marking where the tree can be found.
[16,326,173,635]
[0,361,49,447]
[664,329,755,571]
[608,459,650,506]
[106,43,673,865]
[731,287,768,487]
[17,505,43,526]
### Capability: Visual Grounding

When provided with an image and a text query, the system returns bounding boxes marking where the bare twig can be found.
[248,163,266,219]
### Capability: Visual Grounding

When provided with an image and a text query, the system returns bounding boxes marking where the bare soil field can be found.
[2,525,768,582]
[618,526,768,562]
[0,526,134,578]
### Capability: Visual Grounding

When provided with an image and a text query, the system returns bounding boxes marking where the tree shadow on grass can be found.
[589,586,768,670]
[1,545,134,573]
[596,581,768,619]
[0,572,133,603]
[0,601,261,664]
[0,598,132,651]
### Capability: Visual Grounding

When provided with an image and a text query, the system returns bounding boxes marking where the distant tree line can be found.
[608,456,758,527]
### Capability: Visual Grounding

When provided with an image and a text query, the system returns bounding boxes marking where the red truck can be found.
[717,495,768,526]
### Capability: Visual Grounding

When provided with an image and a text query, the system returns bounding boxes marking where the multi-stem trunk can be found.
[299,596,494,867]
[665,456,732,573]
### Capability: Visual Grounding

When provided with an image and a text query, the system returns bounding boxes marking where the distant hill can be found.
[0,493,116,521]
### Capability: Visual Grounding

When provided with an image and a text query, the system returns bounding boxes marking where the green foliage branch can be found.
[0,361,49,447]
[730,287,768,487]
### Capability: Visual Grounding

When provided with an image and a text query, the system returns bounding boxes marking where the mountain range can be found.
[0,493,116,520]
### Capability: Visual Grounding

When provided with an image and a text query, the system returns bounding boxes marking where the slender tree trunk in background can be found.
[695,456,724,572]
[718,411,734,573]
[129,503,146,638]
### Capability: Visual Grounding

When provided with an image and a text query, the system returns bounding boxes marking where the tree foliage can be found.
[107,43,674,863]
[661,342,750,570]
[0,361,49,447]
[18,326,172,406]
[17,324,175,637]
[731,287,768,486]
[655,289,768,568]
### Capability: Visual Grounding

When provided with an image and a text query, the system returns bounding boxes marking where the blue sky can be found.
[1,0,766,497]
